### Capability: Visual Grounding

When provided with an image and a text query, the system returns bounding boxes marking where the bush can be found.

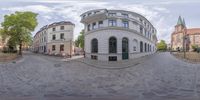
[2,47,17,53]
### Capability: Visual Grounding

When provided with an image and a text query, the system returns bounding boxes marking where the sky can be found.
[0,0,200,43]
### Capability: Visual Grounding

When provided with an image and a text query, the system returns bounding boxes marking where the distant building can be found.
[80,9,157,61]
[171,16,200,51]
[33,21,75,56]
[167,43,171,50]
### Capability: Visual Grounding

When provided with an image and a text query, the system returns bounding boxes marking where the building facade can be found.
[171,16,200,51]
[33,21,75,56]
[80,9,157,61]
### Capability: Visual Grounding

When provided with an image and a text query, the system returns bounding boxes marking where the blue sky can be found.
[0,0,200,43]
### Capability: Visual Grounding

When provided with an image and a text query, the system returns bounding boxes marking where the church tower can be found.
[175,16,185,32]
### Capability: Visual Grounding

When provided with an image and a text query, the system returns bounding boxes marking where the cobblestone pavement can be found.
[0,52,200,100]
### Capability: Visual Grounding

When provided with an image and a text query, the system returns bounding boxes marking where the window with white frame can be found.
[122,13,128,18]
[108,13,116,16]
[98,21,103,28]
[92,22,96,29]
[108,19,117,26]
[122,21,129,28]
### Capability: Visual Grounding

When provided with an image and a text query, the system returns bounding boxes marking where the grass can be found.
[0,52,18,62]
[172,52,200,63]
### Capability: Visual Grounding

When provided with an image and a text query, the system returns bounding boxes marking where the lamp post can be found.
[183,28,187,58]
[69,39,72,58]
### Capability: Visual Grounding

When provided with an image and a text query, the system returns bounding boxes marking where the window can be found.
[92,22,96,29]
[52,27,56,31]
[108,13,116,16]
[108,19,117,26]
[144,29,147,37]
[94,11,100,14]
[88,13,92,16]
[122,21,129,28]
[91,55,97,60]
[122,38,129,53]
[140,41,143,52]
[109,56,117,61]
[122,14,128,18]
[109,37,117,53]
[98,21,103,28]
[52,45,56,51]
[145,43,147,52]
[88,24,91,31]
[52,35,56,40]
[139,19,143,23]
[91,38,98,53]
[82,15,86,19]
[60,45,64,51]
[60,26,64,30]
[150,45,152,52]
[140,25,143,34]
[60,33,64,39]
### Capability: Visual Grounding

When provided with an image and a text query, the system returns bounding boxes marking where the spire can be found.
[177,16,183,25]
[182,18,186,27]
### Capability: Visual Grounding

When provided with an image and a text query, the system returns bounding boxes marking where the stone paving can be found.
[0,52,200,100]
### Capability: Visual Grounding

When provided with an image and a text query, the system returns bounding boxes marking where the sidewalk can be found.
[62,55,84,62]
[73,54,155,69]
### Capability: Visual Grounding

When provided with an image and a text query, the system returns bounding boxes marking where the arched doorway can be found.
[122,37,129,60]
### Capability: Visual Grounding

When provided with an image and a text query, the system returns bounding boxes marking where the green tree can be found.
[1,11,38,55]
[157,40,167,51]
[75,30,84,48]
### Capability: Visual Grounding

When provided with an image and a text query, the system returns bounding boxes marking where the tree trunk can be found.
[19,42,22,55]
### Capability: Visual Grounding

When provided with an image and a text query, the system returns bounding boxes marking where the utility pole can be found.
[70,39,72,58]
[183,28,187,58]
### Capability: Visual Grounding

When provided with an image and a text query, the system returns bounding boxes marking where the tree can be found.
[75,30,84,48]
[1,11,38,55]
[157,40,167,51]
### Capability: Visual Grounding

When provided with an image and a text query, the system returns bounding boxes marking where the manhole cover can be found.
[54,63,61,67]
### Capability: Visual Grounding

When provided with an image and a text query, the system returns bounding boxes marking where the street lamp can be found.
[183,28,187,58]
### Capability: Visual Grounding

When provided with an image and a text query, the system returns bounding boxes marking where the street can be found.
[0,52,200,100]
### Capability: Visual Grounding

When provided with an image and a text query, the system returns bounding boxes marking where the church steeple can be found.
[175,16,186,32]
[182,18,186,27]
[177,16,184,26]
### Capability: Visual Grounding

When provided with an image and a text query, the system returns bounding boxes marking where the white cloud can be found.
[0,0,173,42]
[1,5,52,13]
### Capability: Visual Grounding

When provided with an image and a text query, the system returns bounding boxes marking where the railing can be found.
[171,51,200,63]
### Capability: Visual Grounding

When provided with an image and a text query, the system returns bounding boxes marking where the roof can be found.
[186,28,200,35]
[80,9,157,30]
[177,16,183,25]
[48,21,75,28]
[34,21,75,38]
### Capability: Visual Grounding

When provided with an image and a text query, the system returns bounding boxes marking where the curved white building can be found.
[80,9,157,61]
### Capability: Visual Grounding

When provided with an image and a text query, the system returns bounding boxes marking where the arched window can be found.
[122,37,129,53]
[150,45,151,52]
[145,43,147,52]
[91,38,98,53]
[109,37,117,53]
[140,41,143,52]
